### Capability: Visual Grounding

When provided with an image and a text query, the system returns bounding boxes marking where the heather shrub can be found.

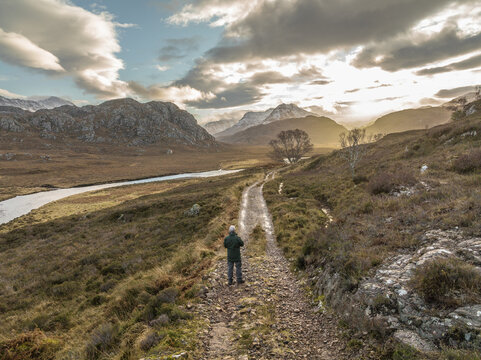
[368,169,416,195]
[85,323,118,360]
[412,259,481,307]
[453,150,481,173]
[368,172,395,195]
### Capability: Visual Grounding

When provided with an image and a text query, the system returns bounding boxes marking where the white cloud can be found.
[0,88,25,98]
[156,65,170,72]
[128,81,215,107]
[0,0,130,98]
[0,28,65,72]
[167,0,262,27]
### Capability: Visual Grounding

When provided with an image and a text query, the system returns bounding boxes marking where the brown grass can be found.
[0,169,263,359]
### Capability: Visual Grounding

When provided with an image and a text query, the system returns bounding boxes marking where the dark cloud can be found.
[352,26,481,71]
[186,83,263,108]
[310,80,331,85]
[205,0,458,63]
[374,96,404,102]
[416,53,481,75]
[367,83,392,89]
[249,71,290,85]
[435,85,477,98]
[159,37,199,62]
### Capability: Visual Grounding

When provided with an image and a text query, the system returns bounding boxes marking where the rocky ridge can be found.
[0,98,216,147]
[0,96,73,112]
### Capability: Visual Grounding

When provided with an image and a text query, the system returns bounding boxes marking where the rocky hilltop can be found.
[0,96,74,112]
[0,98,216,147]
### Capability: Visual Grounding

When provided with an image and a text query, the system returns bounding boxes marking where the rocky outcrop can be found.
[313,229,481,352]
[0,98,216,147]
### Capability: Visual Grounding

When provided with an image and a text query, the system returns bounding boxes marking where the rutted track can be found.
[196,172,347,359]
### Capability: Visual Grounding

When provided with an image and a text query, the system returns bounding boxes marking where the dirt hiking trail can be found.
[196,173,348,359]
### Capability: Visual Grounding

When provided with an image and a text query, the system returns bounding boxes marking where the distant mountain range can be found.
[0,98,216,147]
[208,100,456,146]
[0,96,74,112]
[218,115,347,146]
[202,118,239,135]
[214,103,317,137]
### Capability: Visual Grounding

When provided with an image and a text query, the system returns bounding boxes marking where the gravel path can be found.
[197,173,348,359]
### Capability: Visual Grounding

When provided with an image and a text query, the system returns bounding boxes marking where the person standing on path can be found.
[224,225,244,285]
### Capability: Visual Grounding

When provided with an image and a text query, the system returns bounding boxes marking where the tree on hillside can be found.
[339,128,367,178]
[269,129,313,164]
[447,96,468,121]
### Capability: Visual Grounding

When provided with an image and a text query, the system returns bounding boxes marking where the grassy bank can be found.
[0,169,262,359]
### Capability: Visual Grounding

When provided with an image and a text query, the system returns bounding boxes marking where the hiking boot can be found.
[228,281,234,286]
[237,279,245,285]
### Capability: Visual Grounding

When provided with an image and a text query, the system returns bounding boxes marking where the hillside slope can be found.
[217,115,347,146]
[365,106,451,135]
[263,100,481,357]
[0,98,216,147]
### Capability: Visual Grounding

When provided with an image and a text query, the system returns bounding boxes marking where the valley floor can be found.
[193,173,348,359]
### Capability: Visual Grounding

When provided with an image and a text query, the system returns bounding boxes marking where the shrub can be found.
[352,175,368,184]
[453,150,481,173]
[368,169,416,195]
[368,172,395,195]
[26,313,71,331]
[392,343,420,360]
[85,323,118,360]
[138,330,160,351]
[441,349,481,360]
[0,329,60,360]
[411,258,481,307]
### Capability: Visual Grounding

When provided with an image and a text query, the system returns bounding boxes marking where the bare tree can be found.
[339,128,367,177]
[269,129,313,164]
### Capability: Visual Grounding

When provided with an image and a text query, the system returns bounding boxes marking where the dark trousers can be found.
[228,260,242,283]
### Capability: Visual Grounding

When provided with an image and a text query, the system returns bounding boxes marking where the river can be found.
[0,169,243,225]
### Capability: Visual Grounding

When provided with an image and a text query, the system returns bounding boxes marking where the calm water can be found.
[0,169,243,225]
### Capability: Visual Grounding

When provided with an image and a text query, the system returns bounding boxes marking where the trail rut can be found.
[197,173,347,359]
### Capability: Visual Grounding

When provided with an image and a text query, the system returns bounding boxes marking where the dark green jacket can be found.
[224,232,244,262]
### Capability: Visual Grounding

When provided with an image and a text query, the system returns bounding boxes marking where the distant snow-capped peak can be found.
[262,103,317,124]
[0,95,74,112]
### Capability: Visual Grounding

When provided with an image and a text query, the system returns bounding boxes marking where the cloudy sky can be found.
[0,0,480,124]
